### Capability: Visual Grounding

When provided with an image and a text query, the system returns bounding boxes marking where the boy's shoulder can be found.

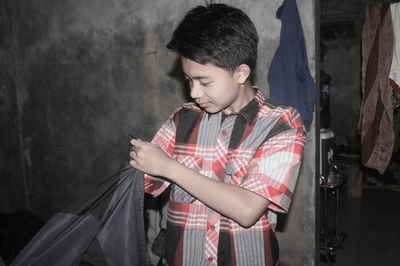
[260,97,294,113]
[256,94,304,130]
[256,92,299,116]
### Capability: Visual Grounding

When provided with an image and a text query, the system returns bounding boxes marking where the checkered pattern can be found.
[144,90,306,265]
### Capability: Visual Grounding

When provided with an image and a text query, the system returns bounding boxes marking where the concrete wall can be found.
[0,0,27,212]
[275,1,317,265]
[0,0,316,264]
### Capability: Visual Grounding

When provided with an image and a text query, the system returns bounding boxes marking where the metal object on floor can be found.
[320,173,347,265]
[319,129,347,264]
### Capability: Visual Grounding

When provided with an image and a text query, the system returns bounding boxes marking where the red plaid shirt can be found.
[145,90,306,265]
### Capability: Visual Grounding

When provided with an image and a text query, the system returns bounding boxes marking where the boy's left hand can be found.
[129,139,172,177]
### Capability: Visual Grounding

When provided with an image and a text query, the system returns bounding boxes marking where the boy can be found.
[130,3,306,265]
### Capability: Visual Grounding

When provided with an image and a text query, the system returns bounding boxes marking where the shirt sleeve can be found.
[144,110,179,197]
[239,109,306,213]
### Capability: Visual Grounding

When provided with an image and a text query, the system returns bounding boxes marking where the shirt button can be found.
[207,257,214,262]
[222,130,228,136]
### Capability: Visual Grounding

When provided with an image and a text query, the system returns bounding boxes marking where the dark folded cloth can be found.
[12,160,149,266]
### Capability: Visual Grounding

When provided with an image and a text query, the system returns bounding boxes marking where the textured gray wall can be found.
[0,0,27,212]
[0,0,316,264]
[275,1,317,265]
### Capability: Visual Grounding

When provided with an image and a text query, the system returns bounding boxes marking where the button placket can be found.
[205,116,234,264]
[204,210,220,264]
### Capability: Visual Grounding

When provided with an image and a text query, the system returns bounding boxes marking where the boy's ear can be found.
[236,64,251,84]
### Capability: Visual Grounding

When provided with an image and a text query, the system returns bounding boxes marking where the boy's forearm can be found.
[164,158,270,228]
[130,139,270,227]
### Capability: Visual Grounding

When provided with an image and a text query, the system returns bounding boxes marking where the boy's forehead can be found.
[181,57,223,75]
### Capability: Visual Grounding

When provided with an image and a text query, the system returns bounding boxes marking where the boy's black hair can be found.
[167,3,259,74]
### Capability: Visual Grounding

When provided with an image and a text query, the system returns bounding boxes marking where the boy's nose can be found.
[190,82,204,99]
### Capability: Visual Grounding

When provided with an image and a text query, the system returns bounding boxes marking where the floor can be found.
[320,162,400,266]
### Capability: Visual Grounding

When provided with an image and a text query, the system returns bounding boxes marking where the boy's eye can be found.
[200,81,212,87]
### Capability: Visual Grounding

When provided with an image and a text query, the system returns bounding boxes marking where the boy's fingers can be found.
[131,139,143,146]
[130,159,138,169]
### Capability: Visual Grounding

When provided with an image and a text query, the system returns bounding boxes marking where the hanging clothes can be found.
[359,4,394,174]
[11,160,150,266]
[267,0,315,130]
[390,3,400,109]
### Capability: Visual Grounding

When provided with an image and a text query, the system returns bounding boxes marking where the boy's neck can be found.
[224,82,256,114]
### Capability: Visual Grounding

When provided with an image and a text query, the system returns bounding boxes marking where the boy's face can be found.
[181,57,252,114]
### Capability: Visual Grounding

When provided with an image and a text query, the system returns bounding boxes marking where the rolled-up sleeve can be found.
[144,112,178,197]
[240,111,306,213]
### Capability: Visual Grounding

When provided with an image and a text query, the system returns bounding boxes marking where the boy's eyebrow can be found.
[184,74,212,80]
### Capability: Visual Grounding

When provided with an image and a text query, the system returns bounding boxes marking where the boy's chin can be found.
[202,106,222,114]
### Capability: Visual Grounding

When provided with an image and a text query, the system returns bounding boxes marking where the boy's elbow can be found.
[233,192,270,228]
[236,206,266,228]
[238,217,258,228]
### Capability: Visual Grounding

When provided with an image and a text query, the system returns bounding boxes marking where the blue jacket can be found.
[268,0,315,130]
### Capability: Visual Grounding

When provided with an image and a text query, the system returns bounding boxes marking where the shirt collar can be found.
[207,88,264,124]
[233,88,264,124]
